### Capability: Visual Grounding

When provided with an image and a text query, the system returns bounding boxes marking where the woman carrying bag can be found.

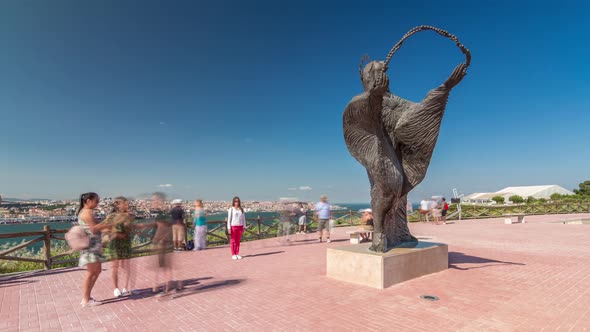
[75,192,111,307]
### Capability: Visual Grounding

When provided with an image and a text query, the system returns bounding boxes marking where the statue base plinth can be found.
[326,242,448,289]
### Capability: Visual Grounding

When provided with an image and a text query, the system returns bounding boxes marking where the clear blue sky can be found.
[1,0,588,203]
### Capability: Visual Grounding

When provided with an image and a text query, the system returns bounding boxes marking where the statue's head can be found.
[360,60,389,92]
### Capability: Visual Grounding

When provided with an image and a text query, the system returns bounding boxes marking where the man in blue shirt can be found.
[314,195,332,243]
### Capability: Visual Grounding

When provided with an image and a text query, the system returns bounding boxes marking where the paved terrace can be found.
[1,213,590,332]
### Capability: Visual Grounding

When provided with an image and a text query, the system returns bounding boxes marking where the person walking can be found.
[227,196,246,260]
[419,198,432,222]
[432,200,443,225]
[76,192,110,307]
[297,203,308,234]
[170,199,186,251]
[192,199,207,250]
[314,195,332,243]
[102,196,148,297]
[151,192,181,296]
[441,197,449,224]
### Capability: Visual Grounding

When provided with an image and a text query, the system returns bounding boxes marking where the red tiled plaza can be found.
[1,213,590,332]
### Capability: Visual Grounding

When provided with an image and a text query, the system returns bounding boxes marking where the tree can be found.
[573,181,590,196]
[509,195,525,204]
[526,196,537,204]
[491,196,505,204]
[550,193,563,201]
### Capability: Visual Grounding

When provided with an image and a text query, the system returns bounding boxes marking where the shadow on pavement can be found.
[0,279,38,288]
[98,276,216,303]
[243,251,284,258]
[0,267,83,282]
[327,239,349,243]
[449,252,525,270]
[172,279,245,299]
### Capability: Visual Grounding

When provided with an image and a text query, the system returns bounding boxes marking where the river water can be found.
[0,203,371,250]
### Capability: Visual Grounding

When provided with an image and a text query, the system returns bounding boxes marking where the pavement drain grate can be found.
[420,295,439,301]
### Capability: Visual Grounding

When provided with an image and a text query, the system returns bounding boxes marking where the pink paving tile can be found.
[2,213,590,331]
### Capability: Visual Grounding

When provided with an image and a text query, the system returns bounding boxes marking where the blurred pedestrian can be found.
[151,193,181,296]
[433,200,443,225]
[102,196,149,297]
[192,199,207,250]
[419,198,431,222]
[314,195,332,243]
[297,203,308,234]
[170,199,186,251]
[278,201,295,244]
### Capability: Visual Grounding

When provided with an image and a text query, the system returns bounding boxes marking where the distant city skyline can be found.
[1,1,588,204]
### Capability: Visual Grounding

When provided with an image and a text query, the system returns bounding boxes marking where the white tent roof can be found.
[495,185,573,199]
[464,192,493,200]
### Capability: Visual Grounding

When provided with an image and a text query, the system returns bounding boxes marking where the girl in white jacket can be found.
[227,196,246,260]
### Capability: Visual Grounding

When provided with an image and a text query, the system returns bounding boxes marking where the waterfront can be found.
[0,203,370,248]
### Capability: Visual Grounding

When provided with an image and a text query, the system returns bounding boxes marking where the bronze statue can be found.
[343,26,471,252]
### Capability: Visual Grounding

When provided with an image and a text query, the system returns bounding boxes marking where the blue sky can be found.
[1,0,588,203]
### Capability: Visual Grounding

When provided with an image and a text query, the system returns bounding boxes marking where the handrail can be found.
[3,203,589,271]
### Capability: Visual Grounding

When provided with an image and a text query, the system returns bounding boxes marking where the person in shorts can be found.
[297,203,308,234]
[314,195,332,243]
[170,199,186,251]
[419,198,432,222]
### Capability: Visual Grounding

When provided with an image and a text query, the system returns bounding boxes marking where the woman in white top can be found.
[227,196,246,260]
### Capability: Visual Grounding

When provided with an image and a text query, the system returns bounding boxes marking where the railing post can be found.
[349,209,353,226]
[224,217,229,243]
[43,225,51,270]
[257,216,261,240]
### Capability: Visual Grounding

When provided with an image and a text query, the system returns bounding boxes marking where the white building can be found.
[463,185,574,204]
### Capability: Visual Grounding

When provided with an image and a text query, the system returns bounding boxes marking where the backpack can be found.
[65,225,90,251]
[186,239,195,250]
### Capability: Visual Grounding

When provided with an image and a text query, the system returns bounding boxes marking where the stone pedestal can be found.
[326,242,448,289]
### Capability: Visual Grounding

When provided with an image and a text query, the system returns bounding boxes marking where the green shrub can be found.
[573,180,590,196]
[492,196,505,204]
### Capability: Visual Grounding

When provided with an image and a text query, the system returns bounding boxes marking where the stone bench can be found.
[503,213,527,224]
[346,230,373,244]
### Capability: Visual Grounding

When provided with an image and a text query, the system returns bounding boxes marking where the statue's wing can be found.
[392,85,451,193]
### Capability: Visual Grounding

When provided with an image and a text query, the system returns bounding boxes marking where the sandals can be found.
[80,298,101,307]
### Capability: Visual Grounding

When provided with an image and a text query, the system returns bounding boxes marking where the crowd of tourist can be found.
[67,191,342,307]
[419,197,449,224]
